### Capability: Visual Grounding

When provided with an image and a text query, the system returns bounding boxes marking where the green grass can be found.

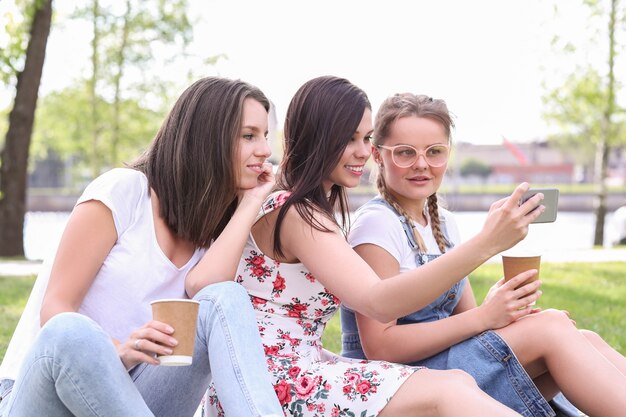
[0,276,36,359]
[1,263,624,362]
[323,262,626,355]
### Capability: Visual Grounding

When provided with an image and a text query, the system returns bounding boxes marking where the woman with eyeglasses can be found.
[341,93,626,417]
[197,76,551,417]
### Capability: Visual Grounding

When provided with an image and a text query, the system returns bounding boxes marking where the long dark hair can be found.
[274,75,371,257]
[130,76,270,247]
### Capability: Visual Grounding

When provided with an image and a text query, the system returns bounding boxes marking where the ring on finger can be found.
[134,339,142,350]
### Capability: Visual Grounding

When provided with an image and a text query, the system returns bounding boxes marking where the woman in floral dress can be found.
[199,76,543,417]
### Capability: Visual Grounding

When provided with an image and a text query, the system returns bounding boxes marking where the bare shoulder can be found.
[281,202,340,237]
[253,201,341,263]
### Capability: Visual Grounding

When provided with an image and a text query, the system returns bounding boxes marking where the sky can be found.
[1,0,599,145]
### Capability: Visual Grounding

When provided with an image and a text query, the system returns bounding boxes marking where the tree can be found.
[31,83,163,186]
[0,0,53,257]
[28,0,198,184]
[75,0,193,177]
[543,69,606,165]
[459,158,492,181]
[543,0,625,245]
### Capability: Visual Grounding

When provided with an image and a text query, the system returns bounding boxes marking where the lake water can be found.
[23,211,619,261]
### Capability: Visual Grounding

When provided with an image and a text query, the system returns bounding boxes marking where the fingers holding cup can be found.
[502,253,542,306]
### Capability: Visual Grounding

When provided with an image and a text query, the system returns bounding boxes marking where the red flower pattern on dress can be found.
[339,366,382,402]
[272,273,286,297]
[274,380,293,406]
[285,297,309,318]
[278,329,301,348]
[294,375,318,399]
[251,296,268,307]
[243,250,274,282]
[303,271,316,283]
[264,344,281,356]
[288,366,301,378]
[356,380,372,394]
[250,255,265,266]
[263,191,291,212]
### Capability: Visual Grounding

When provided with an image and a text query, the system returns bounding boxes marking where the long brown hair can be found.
[374,93,453,253]
[130,77,270,247]
[273,75,371,258]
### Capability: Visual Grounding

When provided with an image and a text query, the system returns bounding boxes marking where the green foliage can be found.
[91,0,192,80]
[31,83,163,174]
[543,69,607,150]
[1,0,32,83]
[31,85,92,159]
[73,0,193,96]
[0,0,49,83]
[542,1,626,160]
[27,0,197,179]
[459,158,492,179]
[322,262,626,356]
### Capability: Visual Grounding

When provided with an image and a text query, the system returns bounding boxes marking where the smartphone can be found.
[519,188,559,223]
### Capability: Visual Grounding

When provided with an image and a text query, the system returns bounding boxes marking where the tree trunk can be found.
[111,0,132,167]
[0,0,54,257]
[593,141,609,245]
[593,0,617,246]
[90,0,101,178]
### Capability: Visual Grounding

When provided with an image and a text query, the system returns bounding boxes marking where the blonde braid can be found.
[377,174,427,253]
[427,194,448,253]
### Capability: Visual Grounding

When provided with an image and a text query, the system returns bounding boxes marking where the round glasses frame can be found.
[376,143,450,168]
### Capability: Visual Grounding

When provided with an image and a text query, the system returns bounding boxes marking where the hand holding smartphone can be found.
[519,188,559,223]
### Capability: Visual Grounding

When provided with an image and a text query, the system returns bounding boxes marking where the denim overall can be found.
[340,198,570,417]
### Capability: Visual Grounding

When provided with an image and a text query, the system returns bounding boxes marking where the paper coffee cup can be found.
[501,254,541,306]
[501,254,541,287]
[150,299,199,366]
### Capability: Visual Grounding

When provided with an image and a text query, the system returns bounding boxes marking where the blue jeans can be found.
[1,281,282,417]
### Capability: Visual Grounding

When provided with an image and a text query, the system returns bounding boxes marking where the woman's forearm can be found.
[185,195,264,297]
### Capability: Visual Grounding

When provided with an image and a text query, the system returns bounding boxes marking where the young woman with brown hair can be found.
[0,77,282,417]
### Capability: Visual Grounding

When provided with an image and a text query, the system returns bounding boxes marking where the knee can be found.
[37,312,110,359]
[580,328,601,343]
[439,369,477,389]
[194,281,251,314]
[533,309,575,333]
[40,312,101,346]
[420,368,478,392]
[405,369,479,411]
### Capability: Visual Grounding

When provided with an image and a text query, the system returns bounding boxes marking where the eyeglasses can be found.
[376,143,450,168]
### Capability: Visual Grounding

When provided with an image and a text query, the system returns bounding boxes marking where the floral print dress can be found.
[202,192,420,417]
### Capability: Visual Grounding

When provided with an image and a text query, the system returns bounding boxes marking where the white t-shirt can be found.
[0,168,205,380]
[348,199,462,273]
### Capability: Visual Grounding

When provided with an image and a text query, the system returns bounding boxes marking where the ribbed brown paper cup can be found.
[150,299,199,366]
[501,254,541,288]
